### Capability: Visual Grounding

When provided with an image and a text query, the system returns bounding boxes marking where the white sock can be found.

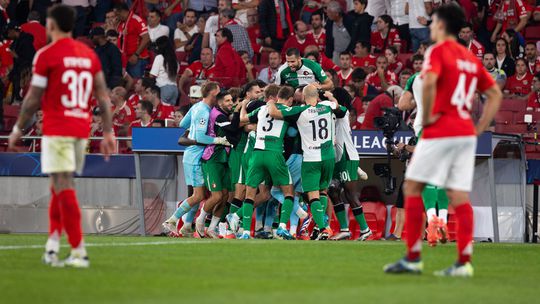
[439,209,448,223]
[426,208,437,221]
[45,231,60,253]
[255,220,263,231]
[71,241,87,258]
[279,223,287,229]
[289,225,297,235]
[218,222,227,236]
[197,209,208,224]
[296,208,308,219]
[208,216,220,231]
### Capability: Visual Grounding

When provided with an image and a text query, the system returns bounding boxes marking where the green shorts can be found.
[246,150,291,188]
[333,154,359,183]
[228,147,243,188]
[239,143,254,185]
[202,161,231,192]
[301,159,335,192]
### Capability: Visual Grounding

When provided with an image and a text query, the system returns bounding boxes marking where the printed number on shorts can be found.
[61,70,93,109]
[262,113,274,132]
[451,73,477,119]
[340,171,350,182]
[308,118,328,141]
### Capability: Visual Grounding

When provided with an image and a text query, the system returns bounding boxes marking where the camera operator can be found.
[362,85,404,130]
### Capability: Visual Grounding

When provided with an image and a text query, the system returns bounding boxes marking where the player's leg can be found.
[301,161,326,236]
[44,185,62,265]
[437,188,450,243]
[344,183,373,241]
[315,158,336,240]
[388,180,405,240]
[423,184,440,246]
[329,181,350,240]
[196,162,225,238]
[269,152,295,239]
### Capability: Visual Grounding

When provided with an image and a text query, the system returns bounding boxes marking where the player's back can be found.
[295,104,335,162]
[33,38,101,139]
[184,101,211,165]
[422,39,494,139]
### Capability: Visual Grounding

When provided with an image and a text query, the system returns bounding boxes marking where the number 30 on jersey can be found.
[61,70,93,109]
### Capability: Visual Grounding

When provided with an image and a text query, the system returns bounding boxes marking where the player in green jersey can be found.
[276,48,334,91]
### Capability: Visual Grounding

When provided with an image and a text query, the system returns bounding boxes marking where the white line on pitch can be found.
[0,240,216,251]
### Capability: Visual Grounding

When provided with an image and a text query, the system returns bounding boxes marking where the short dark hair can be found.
[411,54,424,62]
[305,51,320,61]
[286,48,301,57]
[526,41,537,47]
[47,4,76,33]
[28,11,41,22]
[106,29,118,37]
[184,9,197,16]
[351,68,367,82]
[114,3,130,12]
[515,58,527,66]
[221,8,236,20]
[139,100,154,115]
[218,28,233,43]
[148,85,161,99]
[255,79,267,89]
[461,22,473,30]
[149,9,162,18]
[277,86,294,100]
[386,46,398,55]
[340,51,351,57]
[142,77,156,90]
[432,3,466,37]
[483,52,495,59]
[244,80,260,95]
[400,69,413,77]
[353,0,368,5]
[216,91,230,103]
[153,120,165,127]
[264,84,280,99]
[201,81,220,98]
[356,40,371,50]
[310,11,323,22]
[379,15,394,28]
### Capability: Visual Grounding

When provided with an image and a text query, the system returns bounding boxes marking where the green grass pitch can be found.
[0,235,538,304]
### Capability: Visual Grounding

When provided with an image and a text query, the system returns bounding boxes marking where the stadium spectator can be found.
[64,0,90,38]
[352,40,377,72]
[6,22,35,103]
[128,77,155,110]
[172,108,185,127]
[144,84,175,121]
[91,27,122,89]
[111,87,134,136]
[239,50,257,81]
[26,113,43,152]
[388,0,409,52]
[350,67,379,101]
[337,52,354,87]
[483,52,507,89]
[304,44,339,71]
[344,83,366,129]
[504,58,533,97]
[189,0,218,15]
[258,51,282,84]
[525,42,540,74]
[399,69,412,89]
[535,3,540,22]
[246,8,264,56]
[90,108,104,154]
[106,29,118,45]
[325,1,353,63]
[362,85,403,129]
[104,9,118,33]
[406,0,432,52]
[411,54,424,73]
[185,16,207,61]
[0,0,9,30]
[129,100,155,136]
[161,0,183,39]
[459,22,485,59]
[147,9,169,43]
[365,55,398,92]
[258,0,294,52]
[114,3,150,79]
[527,72,540,111]
[221,8,254,59]
[495,37,516,76]
[150,36,179,105]
[212,27,247,88]
[366,0,389,20]
[232,0,259,27]
[174,9,198,52]
[371,14,401,54]
[346,0,375,51]
[203,0,232,54]
[189,85,203,104]
[307,11,326,53]
[501,28,524,59]
[20,11,46,51]
[490,0,531,42]
[282,21,316,58]
[179,48,216,96]
[385,46,403,75]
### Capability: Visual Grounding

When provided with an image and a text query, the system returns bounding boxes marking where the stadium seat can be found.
[359,201,387,240]
[359,185,383,202]
[495,123,528,134]
[398,53,413,65]
[499,99,527,112]
[524,24,540,41]
[495,111,514,124]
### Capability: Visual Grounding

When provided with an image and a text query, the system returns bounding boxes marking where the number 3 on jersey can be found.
[451,73,477,119]
[61,70,93,109]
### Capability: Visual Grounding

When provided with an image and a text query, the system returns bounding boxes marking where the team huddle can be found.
[162,75,373,241]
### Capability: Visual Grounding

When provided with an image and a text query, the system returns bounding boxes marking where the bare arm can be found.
[94,71,116,159]
[178,130,198,146]
[476,85,503,135]
[178,69,193,95]
[421,72,438,127]
[398,91,416,111]
[514,15,529,33]
[267,99,284,119]
[14,86,44,131]
[240,99,250,124]
[202,32,210,49]
[233,0,260,10]
[491,23,502,42]
[136,33,150,56]
[319,77,335,91]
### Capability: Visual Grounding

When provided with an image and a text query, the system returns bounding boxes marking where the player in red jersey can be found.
[384,4,502,277]
[8,5,116,268]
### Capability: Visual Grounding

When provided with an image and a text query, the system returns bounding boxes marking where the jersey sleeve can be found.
[192,109,215,144]
[305,59,328,83]
[248,108,260,123]
[476,62,497,92]
[422,45,443,77]
[404,73,418,93]
[334,105,348,119]
[281,105,307,122]
[179,107,193,129]
[30,50,49,88]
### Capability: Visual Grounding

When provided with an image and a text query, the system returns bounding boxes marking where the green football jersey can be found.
[275,58,328,89]
[282,103,343,162]
[248,104,289,152]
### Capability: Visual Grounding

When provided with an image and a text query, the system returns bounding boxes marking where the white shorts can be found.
[41,136,88,175]
[405,136,477,192]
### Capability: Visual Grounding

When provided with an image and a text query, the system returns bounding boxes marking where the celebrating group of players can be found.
[162,54,373,241]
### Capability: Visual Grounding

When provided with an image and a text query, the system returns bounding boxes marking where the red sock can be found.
[49,187,62,236]
[405,195,424,261]
[455,203,474,264]
[57,189,83,249]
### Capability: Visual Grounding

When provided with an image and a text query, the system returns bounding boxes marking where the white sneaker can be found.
[357,229,373,241]
[330,231,351,240]
[358,167,368,180]
[206,228,220,239]
[162,219,177,234]
[179,224,193,237]
[42,251,63,267]
[218,222,227,238]
[226,213,240,233]
[63,254,90,268]
[434,262,474,277]
[195,218,205,238]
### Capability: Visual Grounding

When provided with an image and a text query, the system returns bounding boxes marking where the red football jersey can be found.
[187,61,216,85]
[319,53,340,71]
[528,57,540,74]
[499,0,530,33]
[365,70,397,91]
[129,119,153,136]
[505,73,533,95]
[112,102,136,134]
[352,54,377,70]
[468,39,485,59]
[152,102,174,120]
[31,38,102,138]
[306,29,326,53]
[337,69,353,87]
[421,40,495,139]
[387,60,404,75]
[370,29,401,53]
[527,91,540,110]
[117,14,149,64]
[128,93,141,110]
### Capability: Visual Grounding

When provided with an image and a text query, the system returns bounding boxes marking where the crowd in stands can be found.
[0,0,539,154]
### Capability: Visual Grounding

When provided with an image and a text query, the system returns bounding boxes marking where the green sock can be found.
[333,202,349,230]
[320,194,328,226]
[279,196,294,224]
[310,200,326,229]
[437,188,449,210]
[242,199,254,231]
[229,198,242,215]
[352,206,369,231]
[422,184,438,210]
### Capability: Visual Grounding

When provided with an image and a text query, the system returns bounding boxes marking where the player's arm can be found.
[94,71,116,160]
[7,85,44,150]
[178,129,198,146]
[399,74,417,111]
[318,77,334,91]
[267,98,284,119]
[311,62,334,91]
[476,85,503,135]
[178,68,193,95]
[239,98,253,126]
[421,71,438,127]
[193,111,230,145]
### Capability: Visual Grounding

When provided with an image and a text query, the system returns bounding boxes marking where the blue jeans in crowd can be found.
[126,58,148,79]
[160,84,179,106]
[410,27,430,53]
